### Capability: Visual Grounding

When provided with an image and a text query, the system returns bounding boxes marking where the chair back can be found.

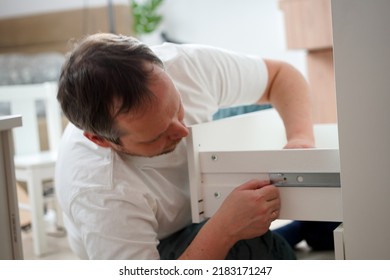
[0,82,62,156]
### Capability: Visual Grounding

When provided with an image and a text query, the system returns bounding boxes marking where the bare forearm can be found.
[261,60,315,147]
[178,217,235,260]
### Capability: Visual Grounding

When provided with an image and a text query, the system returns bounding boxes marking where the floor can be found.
[22,229,78,260]
[271,220,335,260]
[20,208,78,260]
[21,219,334,260]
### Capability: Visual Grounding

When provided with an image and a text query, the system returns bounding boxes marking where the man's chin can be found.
[157,143,178,156]
[117,140,181,158]
[136,146,176,158]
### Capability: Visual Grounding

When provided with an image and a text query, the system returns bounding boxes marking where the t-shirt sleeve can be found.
[178,44,269,108]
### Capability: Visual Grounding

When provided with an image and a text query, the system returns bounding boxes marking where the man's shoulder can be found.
[151,43,229,63]
[58,123,114,174]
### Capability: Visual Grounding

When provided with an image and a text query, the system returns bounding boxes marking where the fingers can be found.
[259,186,281,221]
[270,209,280,221]
[284,138,315,149]
[257,183,280,202]
[236,179,270,191]
[267,202,281,222]
[218,179,282,241]
[234,179,282,222]
[236,180,281,213]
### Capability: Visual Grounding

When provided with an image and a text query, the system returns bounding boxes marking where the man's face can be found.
[110,65,189,157]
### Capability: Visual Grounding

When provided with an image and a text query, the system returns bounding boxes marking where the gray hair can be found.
[57,33,164,144]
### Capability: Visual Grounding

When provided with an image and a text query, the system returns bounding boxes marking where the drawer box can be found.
[187,109,342,223]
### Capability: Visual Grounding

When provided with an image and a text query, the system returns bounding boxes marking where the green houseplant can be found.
[131,0,164,36]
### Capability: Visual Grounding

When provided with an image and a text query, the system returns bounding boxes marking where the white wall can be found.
[0,0,307,76]
[160,0,306,75]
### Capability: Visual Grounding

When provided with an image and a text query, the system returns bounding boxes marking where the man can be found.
[56,33,315,259]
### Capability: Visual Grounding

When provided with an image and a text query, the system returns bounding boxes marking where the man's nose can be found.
[168,120,189,140]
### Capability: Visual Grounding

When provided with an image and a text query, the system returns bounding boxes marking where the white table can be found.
[0,115,23,259]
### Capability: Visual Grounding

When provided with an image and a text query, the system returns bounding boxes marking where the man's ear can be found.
[83,132,112,148]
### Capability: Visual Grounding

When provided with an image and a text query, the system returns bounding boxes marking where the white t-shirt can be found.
[55,43,268,259]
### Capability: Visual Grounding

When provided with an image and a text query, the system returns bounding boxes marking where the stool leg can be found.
[26,170,48,256]
[54,197,64,229]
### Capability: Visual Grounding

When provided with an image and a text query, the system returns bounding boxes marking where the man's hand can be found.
[211,179,281,244]
[179,179,281,260]
[284,137,315,149]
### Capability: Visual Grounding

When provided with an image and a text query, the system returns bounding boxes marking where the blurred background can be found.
[0,0,336,259]
[0,0,307,72]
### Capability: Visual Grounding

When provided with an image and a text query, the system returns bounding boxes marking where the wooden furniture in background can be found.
[279,0,337,123]
[0,4,133,54]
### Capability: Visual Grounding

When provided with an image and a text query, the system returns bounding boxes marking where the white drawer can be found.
[187,109,342,223]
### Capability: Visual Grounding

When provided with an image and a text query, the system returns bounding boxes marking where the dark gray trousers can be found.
[158,220,296,260]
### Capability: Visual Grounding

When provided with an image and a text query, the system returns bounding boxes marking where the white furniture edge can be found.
[0,115,23,259]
